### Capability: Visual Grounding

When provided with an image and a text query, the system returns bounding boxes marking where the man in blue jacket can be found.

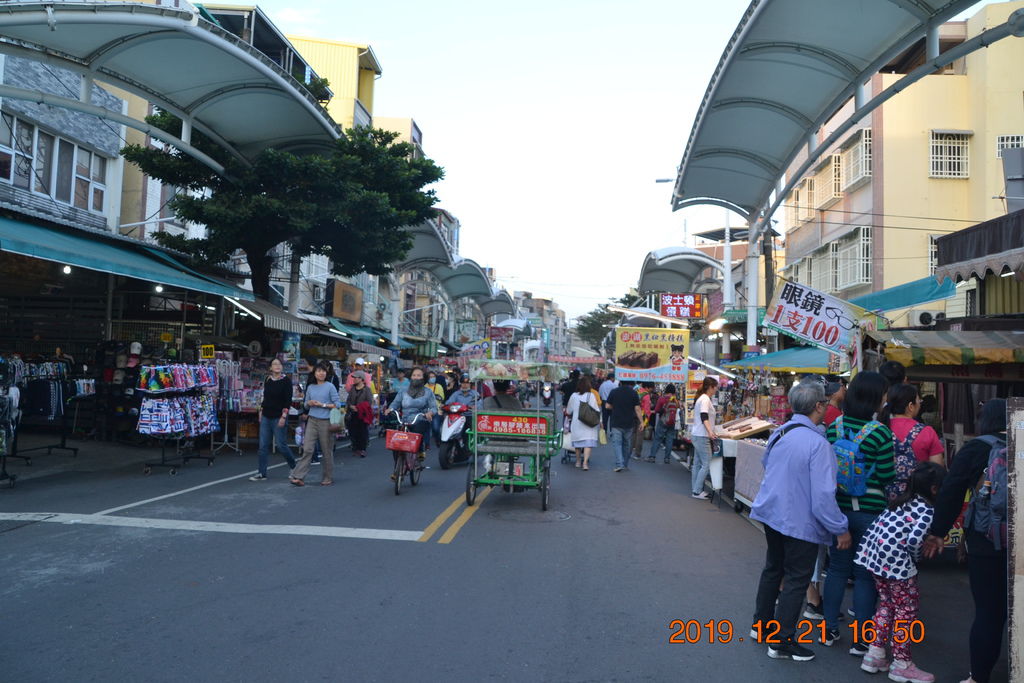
[750,379,851,662]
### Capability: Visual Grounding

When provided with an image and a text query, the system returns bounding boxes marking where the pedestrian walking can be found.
[249,357,297,481]
[346,370,373,457]
[856,461,946,682]
[821,371,896,652]
[605,380,641,472]
[647,384,679,463]
[750,379,851,662]
[922,398,1008,683]
[598,371,618,431]
[565,376,600,470]
[290,360,341,487]
[689,377,719,499]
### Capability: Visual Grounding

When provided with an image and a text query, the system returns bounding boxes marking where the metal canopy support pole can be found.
[722,210,734,307]
[390,283,400,346]
[105,273,114,339]
[745,218,760,351]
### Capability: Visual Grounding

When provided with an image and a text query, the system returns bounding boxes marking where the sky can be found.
[252,0,758,321]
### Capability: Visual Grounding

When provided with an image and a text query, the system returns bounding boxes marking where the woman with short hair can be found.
[290,360,341,487]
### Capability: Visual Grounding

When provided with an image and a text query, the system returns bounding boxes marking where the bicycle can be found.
[384,411,427,495]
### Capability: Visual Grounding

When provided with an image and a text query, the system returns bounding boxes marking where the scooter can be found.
[438,402,471,469]
[541,382,553,407]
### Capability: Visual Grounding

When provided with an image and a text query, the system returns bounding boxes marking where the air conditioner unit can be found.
[909,309,945,327]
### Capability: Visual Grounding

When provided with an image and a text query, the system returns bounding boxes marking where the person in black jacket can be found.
[250,358,297,481]
[922,398,1007,683]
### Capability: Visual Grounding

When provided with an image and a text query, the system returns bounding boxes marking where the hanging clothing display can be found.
[137,395,220,437]
[137,365,218,393]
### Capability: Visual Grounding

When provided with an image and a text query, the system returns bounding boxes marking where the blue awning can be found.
[328,318,380,343]
[0,217,253,300]
[849,276,955,313]
[723,346,831,373]
[394,337,416,350]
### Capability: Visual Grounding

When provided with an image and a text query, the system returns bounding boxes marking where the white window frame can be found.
[929,131,970,178]
[841,129,872,191]
[835,227,872,290]
[811,243,836,293]
[928,235,939,276]
[0,112,107,214]
[996,135,1024,159]
[798,178,815,222]
[812,155,843,209]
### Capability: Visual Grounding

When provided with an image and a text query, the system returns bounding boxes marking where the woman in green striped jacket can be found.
[819,371,896,652]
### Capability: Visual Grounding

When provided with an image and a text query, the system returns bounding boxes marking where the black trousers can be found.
[753,525,819,640]
[968,551,1008,683]
[348,418,369,452]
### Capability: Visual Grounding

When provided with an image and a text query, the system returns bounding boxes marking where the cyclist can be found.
[385,365,437,467]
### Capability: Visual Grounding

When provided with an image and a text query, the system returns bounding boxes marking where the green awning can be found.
[850,276,955,313]
[721,307,766,324]
[394,337,416,350]
[328,318,379,343]
[0,217,253,300]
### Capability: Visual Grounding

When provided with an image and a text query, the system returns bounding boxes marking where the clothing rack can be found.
[9,378,79,463]
[211,407,242,455]
[0,394,16,488]
[137,364,219,475]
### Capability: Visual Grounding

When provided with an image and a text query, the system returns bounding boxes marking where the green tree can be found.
[121,114,443,299]
[573,293,635,352]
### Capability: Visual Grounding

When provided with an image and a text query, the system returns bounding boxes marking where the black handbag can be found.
[577,394,601,428]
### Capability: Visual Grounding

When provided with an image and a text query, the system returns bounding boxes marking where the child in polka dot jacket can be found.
[854,461,946,683]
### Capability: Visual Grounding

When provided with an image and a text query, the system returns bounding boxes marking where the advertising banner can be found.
[489,326,513,342]
[474,413,550,437]
[658,293,707,319]
[467,359,566,382]
[764,279,881,356]
[549,355,606,364]
[457,338,491,370]
[613,327,690,383]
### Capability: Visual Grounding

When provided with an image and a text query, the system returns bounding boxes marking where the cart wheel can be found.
[541,461,551,511]
[169,468,178,476]
[410,460,422,486]
[734,501,744,514]
[143,466,152,475]
[465,465,477,506]
[393,457,403,496]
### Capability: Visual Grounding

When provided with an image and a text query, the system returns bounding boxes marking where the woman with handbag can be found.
[565,376,601,470]
[346,370,373,457]
[290,360,341,487]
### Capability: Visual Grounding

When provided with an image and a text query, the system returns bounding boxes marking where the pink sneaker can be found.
[888,661,934,683]
[861,647,890,674]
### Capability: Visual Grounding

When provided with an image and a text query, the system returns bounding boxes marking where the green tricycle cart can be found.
[464,360,566,511]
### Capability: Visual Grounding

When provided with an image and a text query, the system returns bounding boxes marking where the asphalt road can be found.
[0,431,1006,682]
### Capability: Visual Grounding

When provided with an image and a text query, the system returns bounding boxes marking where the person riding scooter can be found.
[439,375,480,468]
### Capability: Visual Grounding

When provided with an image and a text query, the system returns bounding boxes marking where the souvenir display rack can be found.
[136,364,219,475]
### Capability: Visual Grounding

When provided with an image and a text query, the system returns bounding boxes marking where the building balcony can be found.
[354,99,372,128]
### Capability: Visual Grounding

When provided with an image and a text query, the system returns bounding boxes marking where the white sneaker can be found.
[692,491,709,499]
[248,474,267,481]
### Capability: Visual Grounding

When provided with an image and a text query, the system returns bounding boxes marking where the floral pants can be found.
[872,574,920,661]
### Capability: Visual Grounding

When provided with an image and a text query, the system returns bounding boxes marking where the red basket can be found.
[385,429,423,453]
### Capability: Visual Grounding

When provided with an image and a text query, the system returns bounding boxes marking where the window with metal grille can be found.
[929,132,970,178]
[798,178,815,222]
[811,244,836,293]
[842,129,872,190]
[835,227,872,290]
[996,135,1024,159]
[812,155,843,208]
[785,189,799,230]
[928,235,938,275]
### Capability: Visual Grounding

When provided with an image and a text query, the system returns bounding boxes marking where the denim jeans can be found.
[823,509,880,632]
[691,435,713,495]
[648,422,675,461]
[257,415,297,477]
[609,426,633,469]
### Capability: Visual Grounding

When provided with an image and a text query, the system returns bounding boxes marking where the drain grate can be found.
[487,509,571,523]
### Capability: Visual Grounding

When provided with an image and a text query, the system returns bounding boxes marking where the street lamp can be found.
[708,317,727,331]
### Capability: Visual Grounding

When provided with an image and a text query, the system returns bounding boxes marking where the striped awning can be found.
[868,329,1024,366]
[226,297,318,335]
[723,346,831,373]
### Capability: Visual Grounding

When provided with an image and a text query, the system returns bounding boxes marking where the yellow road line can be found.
[417,495,465,543]
[437,486,493,544]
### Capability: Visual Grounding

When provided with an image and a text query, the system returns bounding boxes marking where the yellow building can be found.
[781,1,1024,326]
[374,117,424,158]
[286,36,382,129]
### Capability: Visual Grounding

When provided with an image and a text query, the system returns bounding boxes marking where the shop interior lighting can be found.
[686,356,737,379]
[154,284,164,293]
[1000,269,1015,278]
[438,348,447,354]
[326,328,348,338]
[62,265,72,274]
[204,305,216,311]
[708,317,728,331]
[225,297,262,321]
[379,356,386,363]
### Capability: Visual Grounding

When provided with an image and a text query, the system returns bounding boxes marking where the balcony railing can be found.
[354,99,372,128]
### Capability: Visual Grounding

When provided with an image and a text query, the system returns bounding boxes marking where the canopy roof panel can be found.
[637,247,725,294]
[672,0,979,216]
[723,345,830,373]
[0,1,340,167]
[868,329,1024,366]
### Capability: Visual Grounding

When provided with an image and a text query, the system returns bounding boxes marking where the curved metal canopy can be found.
[637,247,725,294]
[0,1,340,172]
[671,0,981,217]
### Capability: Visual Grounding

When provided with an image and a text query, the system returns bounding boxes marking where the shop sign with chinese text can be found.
[613,326,690,383]
[658,293,706,319]
[764,279,881,355]
[475,413,549,436]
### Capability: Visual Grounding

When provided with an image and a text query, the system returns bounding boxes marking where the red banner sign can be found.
[475,414,549,436]
[489,327,513,342]
[659,293,706,319]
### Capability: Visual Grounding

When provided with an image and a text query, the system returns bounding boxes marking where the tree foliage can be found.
[121,113,443,299]
[573,292,635,352]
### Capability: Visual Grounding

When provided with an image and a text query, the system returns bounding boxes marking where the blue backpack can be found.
[833,415,883,497]
[964,435,1008,551]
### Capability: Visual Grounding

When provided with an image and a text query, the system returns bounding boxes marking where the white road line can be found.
[94,435,373,516]
[0,512,422,542]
